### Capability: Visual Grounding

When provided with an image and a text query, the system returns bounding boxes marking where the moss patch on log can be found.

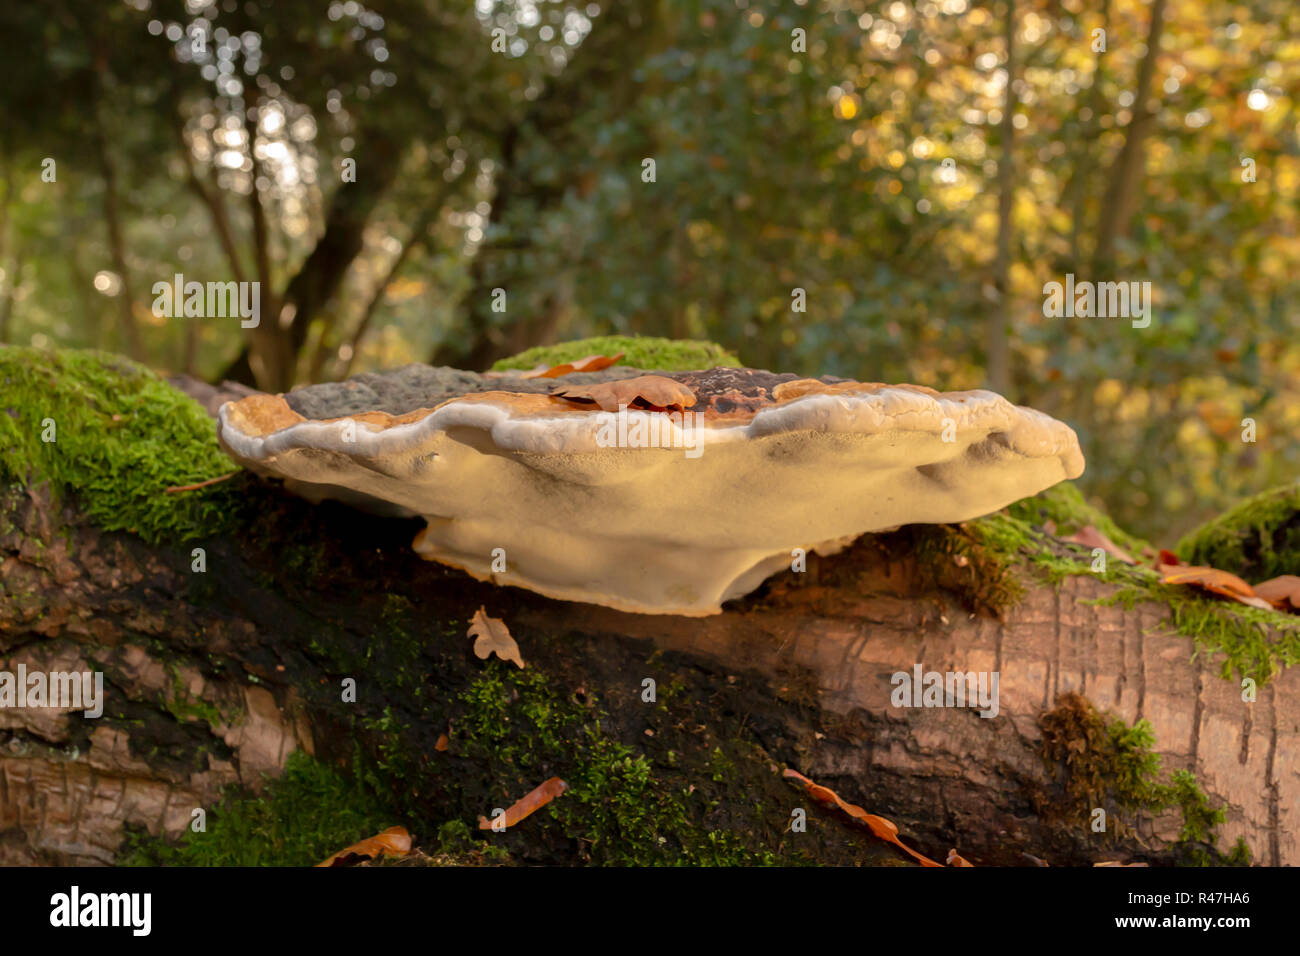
[0,346,240,543]
[1176,481,1300,583]
[1006,481,1150,556]
[119,751,393,867]
[491,335,742,372]
[940,484,1300,684]
[1036,693,1250,866]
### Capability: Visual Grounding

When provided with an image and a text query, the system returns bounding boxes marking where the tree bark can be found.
[2,473,1289,866]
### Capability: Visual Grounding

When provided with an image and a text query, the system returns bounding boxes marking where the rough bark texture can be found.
[1,476,1290,866]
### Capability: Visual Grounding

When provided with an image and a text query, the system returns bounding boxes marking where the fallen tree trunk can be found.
[1,470,1287,865]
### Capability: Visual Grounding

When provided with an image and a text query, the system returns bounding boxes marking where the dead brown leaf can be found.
[554,374,697,412]
[1158,563,1273,611]
[520,352,625,379]
[783,768,943,867]
[1062,525,1136,565]
[315,826,412,867]
[468,606,525,668]
[1253,574,1300,611]
[478,777,568,831]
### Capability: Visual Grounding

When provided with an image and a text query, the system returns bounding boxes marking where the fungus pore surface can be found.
[218,362,1085,615]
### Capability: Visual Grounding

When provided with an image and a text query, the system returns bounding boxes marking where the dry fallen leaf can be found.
[554,374,697,412]
[947,849,975,867]
[1253,574,1300,611]
[468,607,525,668]
[478,777,568,831]
[520,352,625,379]
[1062,525,1136,565]
[1158,563,1274,611]
[783,768,943,867]
[315,826,412,867]
[435,733,449,752]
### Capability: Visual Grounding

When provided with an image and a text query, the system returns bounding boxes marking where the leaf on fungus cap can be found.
[553,374,698,412]
[519,352,625,379]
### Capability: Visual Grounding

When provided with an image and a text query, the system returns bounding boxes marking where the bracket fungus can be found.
[218,362,1084,615]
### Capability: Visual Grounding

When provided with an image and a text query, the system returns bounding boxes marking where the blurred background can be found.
[0,0,1296,539]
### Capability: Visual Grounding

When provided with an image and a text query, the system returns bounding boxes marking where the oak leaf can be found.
[783,768,942,867]
[1158,563,1273,610]
[1062,525,1135,565]
[1253,575,1300,611]
[554,374,697,412]
[468,607,525,668]
[520,352,625,379]
[478,777,568,831]
[315,826,412,867]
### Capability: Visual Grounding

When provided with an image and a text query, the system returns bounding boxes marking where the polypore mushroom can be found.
[218,363,1084,615]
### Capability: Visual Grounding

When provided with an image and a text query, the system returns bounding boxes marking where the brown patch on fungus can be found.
[221,393,304,439]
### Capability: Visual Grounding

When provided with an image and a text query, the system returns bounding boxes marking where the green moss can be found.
[1007,482,1150,556]
[454,666,776,865]
[1099,580,1300,684]
[162,663,225,727]
[0,347,239,543]
[1176,482,1300,583]
[119,751,394,866]
[1038,694,1249,865]
[912,483,1299,685]
[491,335,742,372]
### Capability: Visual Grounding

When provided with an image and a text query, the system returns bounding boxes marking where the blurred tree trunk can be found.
[1063,0,1110,268]
[987,0,1016,395]
[218,130,407,390]
[1093,0,1167,271]
[433,1,667,371]
[91,77,144,361]
[0,163,12,344]
[321,181,451,381]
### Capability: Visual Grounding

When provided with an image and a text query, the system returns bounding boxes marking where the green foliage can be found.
[119,752,393,867]
[1176,482,1300,583]
[0,347,240,542]
[491,335,742,372]
[1038,694,1248,865]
